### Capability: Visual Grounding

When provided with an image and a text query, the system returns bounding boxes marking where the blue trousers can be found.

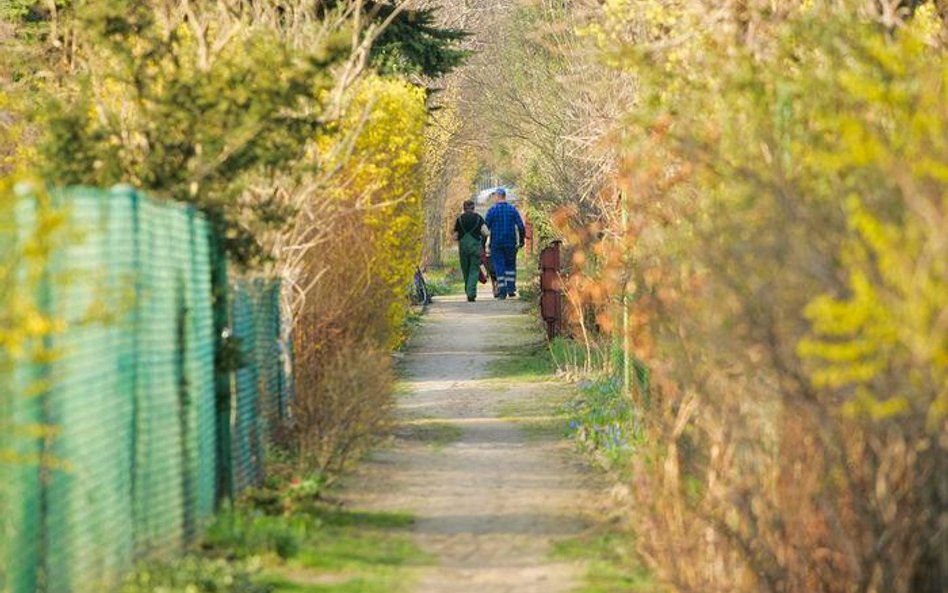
[491,245,518,296]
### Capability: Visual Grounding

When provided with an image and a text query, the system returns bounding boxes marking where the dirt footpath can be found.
[342,285,596,593]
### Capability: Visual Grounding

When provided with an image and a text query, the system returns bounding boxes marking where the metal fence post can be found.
[539,240,562,340]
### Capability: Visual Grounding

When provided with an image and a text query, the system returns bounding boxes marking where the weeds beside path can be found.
[122,496,429,593]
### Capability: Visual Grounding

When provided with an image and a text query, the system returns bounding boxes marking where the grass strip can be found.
[121,487,429,593]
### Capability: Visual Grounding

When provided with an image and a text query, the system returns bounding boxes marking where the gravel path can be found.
[342,285,595,593]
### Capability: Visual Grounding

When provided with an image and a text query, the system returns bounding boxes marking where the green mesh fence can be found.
[0,185,293,593]
[228,278,292,493]
[0,195,47,593]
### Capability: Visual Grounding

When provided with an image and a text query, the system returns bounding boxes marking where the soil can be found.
[341,285,600,593]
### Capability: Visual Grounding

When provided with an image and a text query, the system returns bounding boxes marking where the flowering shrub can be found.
[554,3,948,592]
[566,376,642,468]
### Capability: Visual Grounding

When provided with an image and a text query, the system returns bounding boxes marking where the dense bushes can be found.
[313,75,427,348]
[289,332,395,478]
[284,75,427,477]
[462,2,946,592]
[1,1,459,485]
[568,4,948,593]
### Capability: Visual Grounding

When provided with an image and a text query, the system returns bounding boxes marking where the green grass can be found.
[552,530,656,593]
[262,573,403,593]
[391,380,414,397]
[291,528,426,577]
[207,503,429,583]
[424,257,466,296]
[312,507,416,530]
[487,339,557,381]
[121,557,269,593]
[394,418,464,451]
[486,331,614,383]
[496,388,570,442]
[124,493,428,593]
[397,309,425,351]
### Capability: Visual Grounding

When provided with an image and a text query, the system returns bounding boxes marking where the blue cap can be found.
[494,187,506,197]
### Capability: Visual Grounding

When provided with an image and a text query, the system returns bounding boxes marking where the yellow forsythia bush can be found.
[317,75,427,346]
[565,3,948,593]
[287,75,427,476]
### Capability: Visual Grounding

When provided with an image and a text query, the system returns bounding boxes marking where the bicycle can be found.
[408,265,431,306]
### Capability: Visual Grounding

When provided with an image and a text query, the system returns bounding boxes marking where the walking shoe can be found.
[467,295,476,302]
[496,293,507,300]
[507,291,517,298]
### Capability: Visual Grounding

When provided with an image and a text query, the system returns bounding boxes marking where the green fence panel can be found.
[2,184,293,593]
[130,196,185,559]
[43,188,137,593]
[230,281,264,492]
[257,281,283,431]
[2,186,223,593]
[0,380,43,593]
[186,209,219,528]
[0,388,43,593]
[226,278,291,497]
[0,196,46,593]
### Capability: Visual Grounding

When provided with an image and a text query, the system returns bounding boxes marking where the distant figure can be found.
[453,199,488,302]
[484,187,525,299]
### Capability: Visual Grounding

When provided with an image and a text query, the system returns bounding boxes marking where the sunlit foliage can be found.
[33,1,351,264]
[551,2,948,592]
[316,74,428,347]
[460,1,947,592]
[1,0,467,480]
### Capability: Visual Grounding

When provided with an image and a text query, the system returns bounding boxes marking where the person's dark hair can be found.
[462,200,475,211]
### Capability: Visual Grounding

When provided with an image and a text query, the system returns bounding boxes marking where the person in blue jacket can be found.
[484,187,525,299]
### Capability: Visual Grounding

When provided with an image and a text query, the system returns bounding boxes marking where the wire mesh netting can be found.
[0,185,293,593]
[229,278,288,493]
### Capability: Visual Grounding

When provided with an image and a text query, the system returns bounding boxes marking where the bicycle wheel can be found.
[414,268,430,305]
[409,268,429,305]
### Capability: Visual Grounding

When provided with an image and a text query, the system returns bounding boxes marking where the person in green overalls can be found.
[453,199,489,302]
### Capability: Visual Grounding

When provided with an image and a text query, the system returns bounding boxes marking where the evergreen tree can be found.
[366,2,470,78]
[320,1,470,78]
